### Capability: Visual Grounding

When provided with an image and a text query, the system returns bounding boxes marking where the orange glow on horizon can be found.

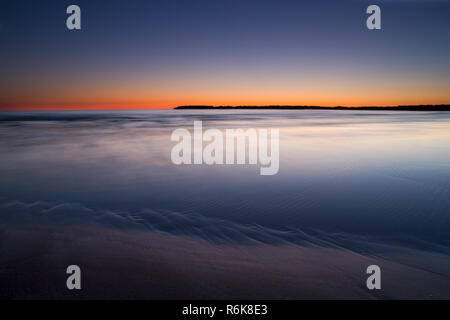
[2,62,450,111]
[2,96,450,111]
[2,77,449,111]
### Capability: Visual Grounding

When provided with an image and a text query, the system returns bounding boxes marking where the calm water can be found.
[1,110,450,248]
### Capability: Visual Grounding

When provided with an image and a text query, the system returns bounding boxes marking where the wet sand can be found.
[1,226,450,300]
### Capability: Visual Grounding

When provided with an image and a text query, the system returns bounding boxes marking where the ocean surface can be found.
[1,110,450,299]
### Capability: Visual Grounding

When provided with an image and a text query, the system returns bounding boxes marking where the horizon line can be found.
[1,104,450,112]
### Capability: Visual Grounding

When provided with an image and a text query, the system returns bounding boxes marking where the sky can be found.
[0,0,449,110]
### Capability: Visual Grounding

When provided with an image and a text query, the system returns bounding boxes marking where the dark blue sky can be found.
[1,0,449,109]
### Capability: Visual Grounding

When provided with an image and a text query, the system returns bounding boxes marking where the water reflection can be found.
[0,110,450,247]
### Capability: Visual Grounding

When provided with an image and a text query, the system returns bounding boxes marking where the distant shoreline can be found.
[175,105,450,111]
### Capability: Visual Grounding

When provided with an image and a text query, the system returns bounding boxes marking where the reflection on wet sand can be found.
[2,226,450,299]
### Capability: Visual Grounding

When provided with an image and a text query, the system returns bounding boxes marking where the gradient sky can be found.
[1,0,450,109]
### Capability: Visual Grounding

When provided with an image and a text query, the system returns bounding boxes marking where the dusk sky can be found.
[1,0,450,109]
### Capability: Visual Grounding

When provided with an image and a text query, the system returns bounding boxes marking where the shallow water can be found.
[1,110,450,298]
[1,110,450,244]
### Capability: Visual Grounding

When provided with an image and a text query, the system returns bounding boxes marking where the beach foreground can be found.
[1,226,450,299]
